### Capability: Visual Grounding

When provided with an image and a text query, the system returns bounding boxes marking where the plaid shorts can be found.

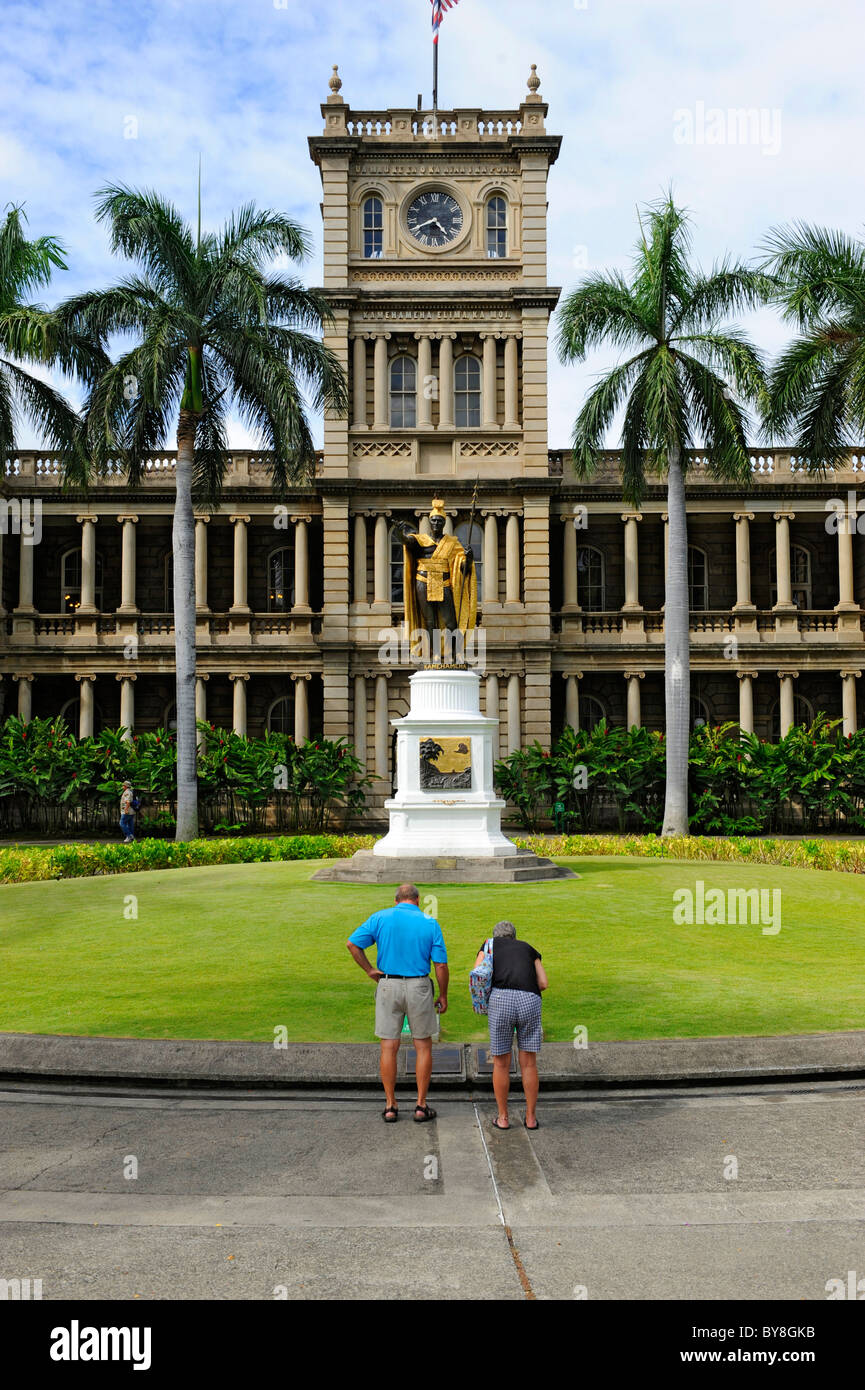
[488,987,543,1055]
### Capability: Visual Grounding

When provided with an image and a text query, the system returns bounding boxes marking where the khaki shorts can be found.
[375,976,436,1040]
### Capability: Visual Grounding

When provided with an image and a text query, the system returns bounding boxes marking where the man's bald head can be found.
[395,884,420,904]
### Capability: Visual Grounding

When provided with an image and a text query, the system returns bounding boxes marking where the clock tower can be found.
[308,65,562,796]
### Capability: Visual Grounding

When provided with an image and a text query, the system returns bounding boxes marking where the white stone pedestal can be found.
[373,668,516,858]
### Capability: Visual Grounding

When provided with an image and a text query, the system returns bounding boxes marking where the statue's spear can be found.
[456,473,480,634]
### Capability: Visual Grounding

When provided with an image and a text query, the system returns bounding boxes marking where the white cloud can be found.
[3,0,863,449]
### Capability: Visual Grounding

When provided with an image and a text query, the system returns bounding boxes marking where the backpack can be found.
[469,938,494,1014]
[131,797,141,812]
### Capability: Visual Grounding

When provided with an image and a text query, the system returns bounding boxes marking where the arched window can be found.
[577,545,605,611]
[389,356,417,428]
[163,553,173,612]
[268,546,294,612]
[267,692,296,734]
[580,695,606,732]
[362,196,383,259]
[691,695,712,729]
[770,693,814,740]
[454,354,482,428]
[455,520,484,598]
[60,548,104,613]
[770,544,812,608]
[688,546,709,610]
[486,196,507,259]
[390,524,407,605]
[163,701,177,732]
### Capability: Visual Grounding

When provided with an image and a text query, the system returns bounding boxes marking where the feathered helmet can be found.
[429,498,447,520]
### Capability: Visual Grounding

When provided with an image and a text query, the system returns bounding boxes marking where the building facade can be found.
[2,69,865,808]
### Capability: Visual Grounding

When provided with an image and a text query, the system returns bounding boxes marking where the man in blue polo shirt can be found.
[347,883,449,1124]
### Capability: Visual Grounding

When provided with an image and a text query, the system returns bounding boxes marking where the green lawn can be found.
[1,857,864,1042]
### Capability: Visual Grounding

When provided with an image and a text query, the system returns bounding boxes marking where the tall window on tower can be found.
[389,356,417,428]
[454,354,482,427]
[362,196,383,259]
[486,196,507,258]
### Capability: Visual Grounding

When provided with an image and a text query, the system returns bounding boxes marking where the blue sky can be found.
[2,0,863,447]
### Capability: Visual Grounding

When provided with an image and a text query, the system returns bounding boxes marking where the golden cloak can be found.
[403,531,478,651]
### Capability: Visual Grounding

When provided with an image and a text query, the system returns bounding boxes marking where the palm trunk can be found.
[662,446,690,836]
[173,413,198,840]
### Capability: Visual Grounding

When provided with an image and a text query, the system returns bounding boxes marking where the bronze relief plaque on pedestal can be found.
[419,736,472,790]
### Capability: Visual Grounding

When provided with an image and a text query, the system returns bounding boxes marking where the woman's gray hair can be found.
[493,920,516,939]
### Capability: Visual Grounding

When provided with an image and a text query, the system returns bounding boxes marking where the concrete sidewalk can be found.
[0,1029,863,1089]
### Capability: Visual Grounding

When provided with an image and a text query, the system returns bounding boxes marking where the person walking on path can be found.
[347,883,449,1124]
[119,781,137,844]
[473,920,548,1131]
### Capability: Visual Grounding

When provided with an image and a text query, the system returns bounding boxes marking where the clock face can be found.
[406,190,464,247]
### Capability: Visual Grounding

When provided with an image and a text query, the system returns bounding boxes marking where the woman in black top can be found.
[473,920,548,1131]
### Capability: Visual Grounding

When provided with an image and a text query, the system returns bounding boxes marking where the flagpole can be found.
[433,39,438,114]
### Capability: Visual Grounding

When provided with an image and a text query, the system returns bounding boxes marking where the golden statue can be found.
[394,498,477,663]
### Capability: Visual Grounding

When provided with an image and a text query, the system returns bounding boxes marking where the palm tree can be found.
[760,223,865,463]
[556,194,770,836]
[0,204,99,464]
[58,186,347,840]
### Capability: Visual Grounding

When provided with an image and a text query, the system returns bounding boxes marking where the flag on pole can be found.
[431,0,460,45]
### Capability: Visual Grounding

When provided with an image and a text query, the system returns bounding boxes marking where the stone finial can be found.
[328,64,343,95]
[526,64,541,95]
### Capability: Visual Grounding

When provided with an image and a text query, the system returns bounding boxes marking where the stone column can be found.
[230,515,251,613]
[16,531,35,613]
[562,514,579,611]
[195,674,209,748]
[565,672,581,730]
[117,673,136,740]
[841,670,860,737]
[293,674,310,742]
[77,673,96,737]
[482,334,498,429]
[507,672,521,753]
[773,511,795,608]
[624,670,644,729]
[443,512,454,537]
[374,673,389,780]
[416,333,433,429]
[835,503,856,611]
[505,514,520,605]
[485,673,500,758]
[352,335,367,430]
[438,334,455,429]
[117,515,139,613]
[353,674,367,765]
[733,511,755,610]
[15,674,33,722]
[373,334,389,430]
[293,516,311,612]
[230,673,249,736]
[77,515,98,613]
[737,670,756,735]
[503,333,520,430]
[621,512,642,611]
[194,516,210,613]
[778,670,798,737]
[373,514,390,608]
[353,515,368,604]
[482,512,499,605]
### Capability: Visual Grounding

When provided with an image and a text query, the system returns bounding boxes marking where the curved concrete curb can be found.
[0,1030,863,1090]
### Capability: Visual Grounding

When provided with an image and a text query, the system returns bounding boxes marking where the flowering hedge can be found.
[513,833,865,874]
[496,716,865,834]
[0,834,375,883]
[0,716,372,836]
